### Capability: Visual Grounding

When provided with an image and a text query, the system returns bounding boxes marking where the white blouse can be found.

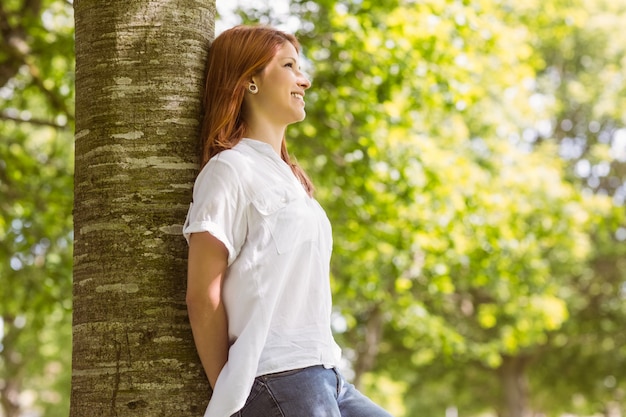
[183,139,341,417]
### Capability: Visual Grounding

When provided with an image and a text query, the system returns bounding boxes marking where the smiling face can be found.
[247,42,312,127]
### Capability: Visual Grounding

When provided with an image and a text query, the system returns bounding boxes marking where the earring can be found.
[248,83,258,94]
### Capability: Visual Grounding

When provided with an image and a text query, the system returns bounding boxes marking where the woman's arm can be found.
[186,231,230,389]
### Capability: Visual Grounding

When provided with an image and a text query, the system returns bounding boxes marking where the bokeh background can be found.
[1,0,626,416]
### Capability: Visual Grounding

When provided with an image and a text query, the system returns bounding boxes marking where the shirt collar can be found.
[240,138,279,158]
[239,138,305,191]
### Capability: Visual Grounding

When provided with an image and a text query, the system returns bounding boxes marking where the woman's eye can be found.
[285,63,294,68]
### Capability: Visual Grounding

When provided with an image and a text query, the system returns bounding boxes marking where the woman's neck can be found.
[244,120,286,155]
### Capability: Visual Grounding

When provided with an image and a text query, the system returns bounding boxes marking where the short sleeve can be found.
[183,157,247,266]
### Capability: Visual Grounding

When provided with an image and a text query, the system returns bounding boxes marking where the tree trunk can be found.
[0,317,20,417]
[71,1,215,415]
[352,306,384,388]
[497,355,532,417]
[0,335,20,417]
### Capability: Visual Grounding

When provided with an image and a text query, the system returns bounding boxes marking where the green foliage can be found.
[509,0,626,413]
[0,0,74,415]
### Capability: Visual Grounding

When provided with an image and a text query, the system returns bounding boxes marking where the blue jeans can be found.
[233,365,393,417]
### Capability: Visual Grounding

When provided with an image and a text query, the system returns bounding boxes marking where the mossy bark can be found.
[71,1,215,415]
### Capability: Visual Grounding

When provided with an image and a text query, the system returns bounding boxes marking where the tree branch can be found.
[0,112,69,129]
[0,2,26,89]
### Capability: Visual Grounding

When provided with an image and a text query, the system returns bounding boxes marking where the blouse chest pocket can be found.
[251,186,318,255]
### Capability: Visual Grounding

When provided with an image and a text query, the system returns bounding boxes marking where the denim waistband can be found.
[257,365,329,382]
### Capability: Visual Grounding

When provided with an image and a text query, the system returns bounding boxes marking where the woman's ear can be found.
[247,79,259,95]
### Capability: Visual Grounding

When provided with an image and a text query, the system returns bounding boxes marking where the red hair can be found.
[200,25,314,195]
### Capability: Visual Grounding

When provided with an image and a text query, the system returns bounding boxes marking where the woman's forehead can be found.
[273,42,299,59]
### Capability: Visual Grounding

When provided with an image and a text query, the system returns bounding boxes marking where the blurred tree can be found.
[71,0,215,415]
[513,0,626,414]
[0,0,74,416]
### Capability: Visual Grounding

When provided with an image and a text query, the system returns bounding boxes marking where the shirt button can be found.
[280,197,288,203]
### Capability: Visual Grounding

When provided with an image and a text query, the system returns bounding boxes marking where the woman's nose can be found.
[298,73,311,90]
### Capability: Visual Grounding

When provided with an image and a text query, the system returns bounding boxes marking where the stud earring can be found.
[248,83,258,94]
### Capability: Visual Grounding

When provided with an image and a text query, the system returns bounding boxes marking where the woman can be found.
[183,25,392,417]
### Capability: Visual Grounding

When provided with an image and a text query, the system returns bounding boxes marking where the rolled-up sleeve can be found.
[183,157,247,266]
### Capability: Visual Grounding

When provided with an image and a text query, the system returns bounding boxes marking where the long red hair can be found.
[199,25,314,195]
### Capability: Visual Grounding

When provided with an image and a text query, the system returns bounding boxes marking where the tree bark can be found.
[71,1,215,415]
[497,355,532,417]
